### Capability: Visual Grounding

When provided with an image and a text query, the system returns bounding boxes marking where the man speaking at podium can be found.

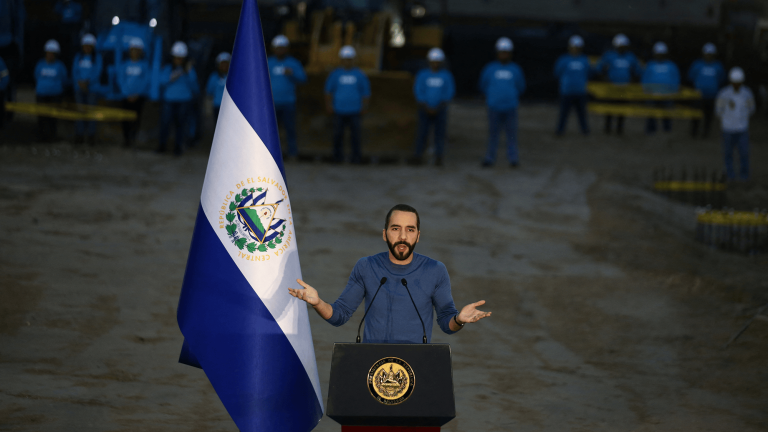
[289,204,491,343]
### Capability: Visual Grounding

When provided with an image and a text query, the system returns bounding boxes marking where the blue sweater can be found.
[0,57,8,91]
[268,56,307,106]
[159,65,199,102]
[687,59,725,99]
[327,252,459,344]
[414,68,455,109]
[118,59,150,98]
[72,53,103,92]
[34,59,68,96]
[554,54,591,95]
[206,72,227,107]
[641,60,680,94]
[479,61,526,110]
[595,50,642,84]
[325,67,371,115]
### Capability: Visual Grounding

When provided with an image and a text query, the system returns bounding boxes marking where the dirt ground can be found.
[1,100,767,432]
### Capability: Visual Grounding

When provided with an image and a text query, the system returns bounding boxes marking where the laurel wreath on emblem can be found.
[224,187,286,253]
[374,364,408,398]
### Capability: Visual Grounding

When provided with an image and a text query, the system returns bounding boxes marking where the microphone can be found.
[356,277,388,343]
[401,278,427,344]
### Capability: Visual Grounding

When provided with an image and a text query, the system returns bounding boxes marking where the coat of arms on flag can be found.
[223,184,287,253]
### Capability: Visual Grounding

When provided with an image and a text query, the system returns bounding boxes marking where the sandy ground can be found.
[1,102,767,432]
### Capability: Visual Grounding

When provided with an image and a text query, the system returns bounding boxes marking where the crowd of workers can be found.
[0,30,755,179]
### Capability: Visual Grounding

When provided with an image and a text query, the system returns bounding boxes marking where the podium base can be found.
[341,427,440,432]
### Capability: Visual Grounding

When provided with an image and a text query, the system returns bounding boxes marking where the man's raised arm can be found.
[288,279,334,320]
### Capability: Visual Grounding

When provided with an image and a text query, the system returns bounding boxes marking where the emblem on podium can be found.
[367,357,415,405]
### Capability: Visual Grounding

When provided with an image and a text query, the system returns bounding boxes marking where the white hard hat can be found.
[216,52,231,64]
[171,41,188,57]
[653,41,668,55]
[702,42,717,55]
[272,35,289,48]
[612,33,629,48]
[427,47,445,62]
[129,38,145,49]
[81,33,96,46]
[44,39,61,53]
[729,67,745,83]
[339,45,356,59]
[495,37,513,52]
[568,35,584,48]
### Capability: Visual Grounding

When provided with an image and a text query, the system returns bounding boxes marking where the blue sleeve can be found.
[432,263,459,335]
[159,66,170,86]
[478,64,490,93]
[413,71,426,103]
[359,71,371,98]
[327,260,367,327]
[116,64,126,95]
[71,55,80,83]
[444,72,455,102]
[140,64,151,95]
[290,59,307,84]
[92,54,103,83]
[206,74,217,96]
[187,68,200,95]
[516,65,526,94]
[324,71,336,94]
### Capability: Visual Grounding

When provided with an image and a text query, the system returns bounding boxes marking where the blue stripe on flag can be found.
[178,205,323,430]
[226,0,286,182]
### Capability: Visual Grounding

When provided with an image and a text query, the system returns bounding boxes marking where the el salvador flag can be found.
[176,0,324,430]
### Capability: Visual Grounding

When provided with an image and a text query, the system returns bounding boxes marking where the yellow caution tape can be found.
[588,102,703,119]
[697,210,768,226]
[6,102,137,121]
[587,82,702,101]
[654,181,727,192]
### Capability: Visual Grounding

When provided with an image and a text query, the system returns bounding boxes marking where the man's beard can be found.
[387,238,417,261]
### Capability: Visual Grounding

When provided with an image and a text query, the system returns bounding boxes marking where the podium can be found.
[326,343,455,431]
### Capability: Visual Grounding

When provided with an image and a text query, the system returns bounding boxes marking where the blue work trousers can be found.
[275,104,298,157]
[722,131,749,180]
[485,108,519,164]
[75,90,98,136]
[158,101,191,155]
[415,107,447,158]
[556,94,590,135]
[333,113,361,163]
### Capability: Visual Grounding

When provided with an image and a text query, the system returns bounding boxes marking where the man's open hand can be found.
[458,300,491,324]
[288,279,321,306]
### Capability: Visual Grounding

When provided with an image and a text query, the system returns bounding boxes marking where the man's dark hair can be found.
[384,204,420,231]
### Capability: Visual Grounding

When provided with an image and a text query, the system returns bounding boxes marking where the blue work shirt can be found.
[206,72,227,107]
[554,54,591,95]
[596,50,642,84]
[34,59,68,96]
[159,65,199,102]
[118,59,150,98]
[414,68,455,109]
[325,67,371,115]
[0,57,9,91]
[268,56,307,106]
[55,1,82,24]
[641,60,680,94]
[71,53,103,92]
[327,252,459,344]
[688,59,725,99]
[479,61,526,110]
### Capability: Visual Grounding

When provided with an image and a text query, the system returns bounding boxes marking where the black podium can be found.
[326,343,455,431]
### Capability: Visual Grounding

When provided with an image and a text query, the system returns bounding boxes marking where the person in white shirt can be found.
[715,67,755,180]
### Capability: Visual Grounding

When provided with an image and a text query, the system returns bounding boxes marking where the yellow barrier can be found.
[696,210,768,226]
[6,102,137,121]
[588,102,703,119]
[587,82,702,101]
[654,181,727,192]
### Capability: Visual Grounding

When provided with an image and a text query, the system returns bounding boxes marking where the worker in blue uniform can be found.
[641,42,680,134]
[72,33,102,145]
[412,47,455,167]
[554,35,591,136]
[118,38,150,148]
[206,51,230,123]
[54,0,83,63]
[34,40,68,142]
[688,43,725,138]
[595,33,642,135]
[0,56,9,129]
[324,45,371,164]
[157,41,199,156]
[479,37,526,167]
[268,35,307,159]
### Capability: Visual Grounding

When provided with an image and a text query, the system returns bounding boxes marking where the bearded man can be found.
[288,204,491,343]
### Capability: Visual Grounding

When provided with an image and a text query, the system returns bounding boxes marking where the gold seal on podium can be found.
[367,357,415,405]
